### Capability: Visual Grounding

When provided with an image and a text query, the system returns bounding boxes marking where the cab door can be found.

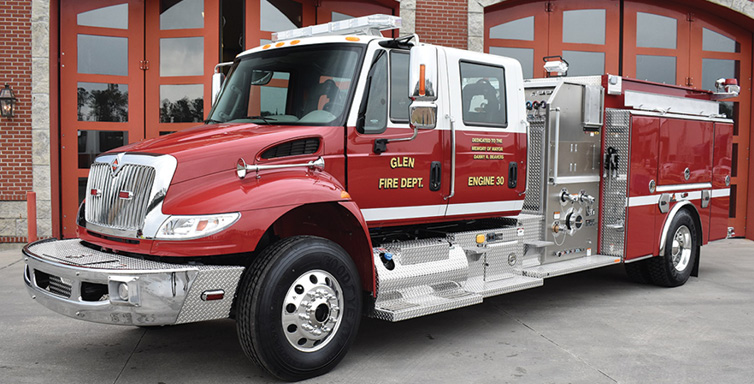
[346,47,449,227]
[445,52,528,219]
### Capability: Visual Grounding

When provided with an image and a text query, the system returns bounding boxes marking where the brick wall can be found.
[0,1,33,241]
[414,0,468,49]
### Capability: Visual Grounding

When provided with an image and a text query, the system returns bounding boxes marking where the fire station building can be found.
[1,0,753,245]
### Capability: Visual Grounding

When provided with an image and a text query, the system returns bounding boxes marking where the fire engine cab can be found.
[23,15,737,381]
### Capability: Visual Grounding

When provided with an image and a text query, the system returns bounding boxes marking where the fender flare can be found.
[658,201,702,257]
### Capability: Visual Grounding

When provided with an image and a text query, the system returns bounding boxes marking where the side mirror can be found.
[408,45,438,129]
[211,62,234,105]
[410,102,437,129]
[409,45,438,101]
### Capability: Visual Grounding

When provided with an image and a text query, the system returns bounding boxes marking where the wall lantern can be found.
[0,84,18,118]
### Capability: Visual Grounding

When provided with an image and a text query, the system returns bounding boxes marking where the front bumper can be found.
[23,239,244,326]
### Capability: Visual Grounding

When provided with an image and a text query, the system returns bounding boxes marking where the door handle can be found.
[430,161,441,191]
[508,162,517,189]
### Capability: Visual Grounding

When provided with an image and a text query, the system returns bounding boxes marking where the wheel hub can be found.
[671,225,692,272]
[282,270,343,352]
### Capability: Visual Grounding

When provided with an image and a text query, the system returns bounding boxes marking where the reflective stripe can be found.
[626,195,660,207]
[361,200,524,222]
[627,188,729,208]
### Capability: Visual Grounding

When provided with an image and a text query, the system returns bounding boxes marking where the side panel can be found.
[658,119,713,186]
[625,116,659,259]
[710,122,733,241]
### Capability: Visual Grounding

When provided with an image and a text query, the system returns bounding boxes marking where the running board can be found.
[521,255,621,278]
[371,285,483,322]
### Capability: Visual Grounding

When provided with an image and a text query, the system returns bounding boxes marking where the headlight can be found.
[156,213,240,240]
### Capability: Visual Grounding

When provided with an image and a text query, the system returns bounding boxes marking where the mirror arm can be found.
[372,126,418,155]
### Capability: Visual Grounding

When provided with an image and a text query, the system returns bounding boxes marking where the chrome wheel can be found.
[282,269,343,352]
[671,225,692,272]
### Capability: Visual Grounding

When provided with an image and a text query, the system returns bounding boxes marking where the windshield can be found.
[208,44,365,126]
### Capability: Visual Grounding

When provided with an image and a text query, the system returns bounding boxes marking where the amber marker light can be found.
[262,44,271,49]
[340,191,351,199]
[345,36,360,42]
[275,42,285,47]
[290,40,301,45]
[419,64,426,96]
[475,234,485,244]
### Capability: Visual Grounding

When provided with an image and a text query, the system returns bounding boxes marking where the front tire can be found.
[236,236,362,381]
[648,210,699,287]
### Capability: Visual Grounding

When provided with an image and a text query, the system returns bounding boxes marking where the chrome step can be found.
[371,285,482,322]
[521,255,621,278]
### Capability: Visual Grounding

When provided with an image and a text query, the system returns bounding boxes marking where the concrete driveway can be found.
[2,239,753,383]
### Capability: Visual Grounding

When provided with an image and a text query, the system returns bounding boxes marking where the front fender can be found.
[148,169,350,256]
[162,168,347,214]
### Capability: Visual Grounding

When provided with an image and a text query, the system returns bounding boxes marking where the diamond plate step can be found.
[521,255,621,278]
[371,287,482,322]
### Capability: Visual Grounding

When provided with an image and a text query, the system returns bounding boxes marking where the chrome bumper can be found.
[23,239,244,326]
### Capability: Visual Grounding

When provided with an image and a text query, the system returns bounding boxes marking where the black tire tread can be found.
[647,210,698,287]
[236,236,317,373]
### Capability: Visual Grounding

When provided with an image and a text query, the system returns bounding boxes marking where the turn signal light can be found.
[201,290,225,301]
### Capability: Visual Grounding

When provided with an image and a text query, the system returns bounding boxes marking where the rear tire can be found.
[236,236,362,381]
[648,210,698,287]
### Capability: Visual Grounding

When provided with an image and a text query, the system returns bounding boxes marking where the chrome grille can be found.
[86,162,156,231]
[48,275,72,298]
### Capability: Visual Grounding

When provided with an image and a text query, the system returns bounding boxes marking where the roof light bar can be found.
[272,14,401,42]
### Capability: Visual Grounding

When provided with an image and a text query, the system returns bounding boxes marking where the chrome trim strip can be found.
[655,182,712,192]
[629,110,732,123]
[243,156,325,174]
[624,254,653,263]
[553,175,601,184]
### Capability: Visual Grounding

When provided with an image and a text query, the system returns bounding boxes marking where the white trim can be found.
[361,205,446,221]
[445,200,524,216]
[711,188,730,198]
[361,200,524,222]
[655,182,712,192]
[628,188,716,208]
[627,195,660,207]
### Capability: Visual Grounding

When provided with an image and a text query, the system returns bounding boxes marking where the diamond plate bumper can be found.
[23,239,244,326]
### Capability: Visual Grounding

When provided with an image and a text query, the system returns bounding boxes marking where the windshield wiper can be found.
[204,118,223,124]
[245,115,277,124]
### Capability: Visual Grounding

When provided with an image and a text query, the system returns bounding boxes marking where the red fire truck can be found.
[23,15,737,381]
